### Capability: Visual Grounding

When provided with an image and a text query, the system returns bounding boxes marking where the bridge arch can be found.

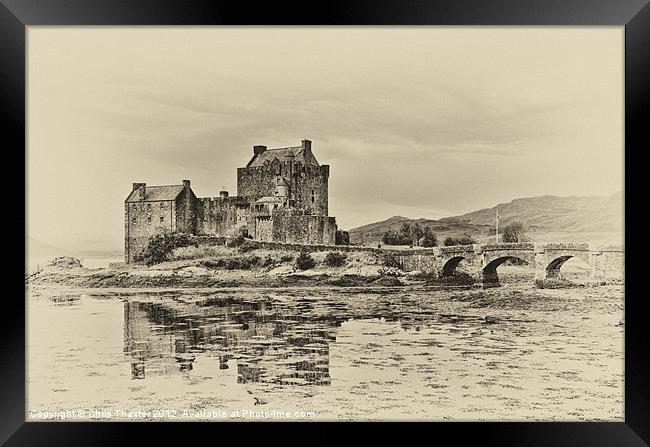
[544,254,591,279]
[441,256,467,277]
[545,255,573,278]
[482,256,529,286]
[537,245,592,280]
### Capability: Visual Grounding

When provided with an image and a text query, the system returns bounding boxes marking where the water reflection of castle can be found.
[123,295,345,385]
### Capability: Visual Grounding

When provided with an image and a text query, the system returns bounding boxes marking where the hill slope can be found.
[27,237,76,258]
[348,192,623,245]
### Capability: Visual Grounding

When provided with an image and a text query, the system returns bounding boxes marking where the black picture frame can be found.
[3,0,648,445]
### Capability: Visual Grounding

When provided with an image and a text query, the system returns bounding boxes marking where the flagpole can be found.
[495,208,499,244]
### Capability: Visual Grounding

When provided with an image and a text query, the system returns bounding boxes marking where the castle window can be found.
[132,216,136,223]
[147,203,152,210]
[160,216,164,223]
[147,215,152,223]
[311,189,315,203]
[160,202,165,209]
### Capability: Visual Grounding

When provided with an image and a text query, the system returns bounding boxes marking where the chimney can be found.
[253,145,267,156]
[219,190,229,199]
[301,139,312,152]
[132,183,146,200]
[182,179,191,188]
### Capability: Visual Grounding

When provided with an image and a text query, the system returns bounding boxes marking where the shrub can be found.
[135,232,198,266]
[295,252,316,270]
[502,221,528,243]
[444,234,476,246]
[420,227,438,247]
[381,253,402,269]
[279,254,294,263]
[456,235,476,245]
[200,255,261,270]
[238,241,256,253]
[324,252,347,267]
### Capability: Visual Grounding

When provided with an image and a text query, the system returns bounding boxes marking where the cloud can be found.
[27,27,623,251]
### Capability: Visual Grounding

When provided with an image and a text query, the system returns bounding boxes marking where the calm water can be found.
[27,285,624,421]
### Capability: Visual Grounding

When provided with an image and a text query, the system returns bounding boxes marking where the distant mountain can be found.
[27,237,76,259]
[442,192,622,232]
[348,192,623,245]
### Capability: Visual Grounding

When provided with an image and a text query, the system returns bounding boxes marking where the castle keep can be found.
[124,139,339,263]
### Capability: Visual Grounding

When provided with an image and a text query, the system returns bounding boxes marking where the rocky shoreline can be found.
[26,255,608,290]
[25,264,436,289]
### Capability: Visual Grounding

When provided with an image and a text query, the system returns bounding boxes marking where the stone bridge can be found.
[389,242,622,286]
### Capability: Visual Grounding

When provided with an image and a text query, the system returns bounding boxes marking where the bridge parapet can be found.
[482,242,535,251]
[591,245,624,253]
[541,242,589,251]
[383,248,438,256]
[438,244,479,254]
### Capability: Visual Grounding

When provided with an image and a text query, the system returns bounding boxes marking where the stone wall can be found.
[290,164,329,215]
[124,200,176,263]
[394,251,440,273]
[255,218,273,242]
[269,213,337,245]
[236,164,279,201]
[591,246,624,280]
[196,196,247,236]
[174,181,198,234]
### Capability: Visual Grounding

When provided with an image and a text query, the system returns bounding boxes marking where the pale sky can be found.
[27,27,623,252]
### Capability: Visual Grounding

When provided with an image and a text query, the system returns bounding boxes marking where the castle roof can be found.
[125,185,185,202]
[246,146,320,168]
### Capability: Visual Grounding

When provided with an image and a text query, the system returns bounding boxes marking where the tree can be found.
[444,236,457,246]
[410,223,424,246]
[134,231,198,266]
[502,221,527,243]
[420,226,438,247]
[444,234,476,246]
[456,234,476,245]
[382,230,400,245]
[382,225,412,246]
[399,222,412,240]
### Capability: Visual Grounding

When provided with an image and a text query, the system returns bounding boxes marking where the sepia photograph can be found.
[25,26,625,422]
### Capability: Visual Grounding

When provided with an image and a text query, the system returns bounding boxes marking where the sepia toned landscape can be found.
[26,27,623,421]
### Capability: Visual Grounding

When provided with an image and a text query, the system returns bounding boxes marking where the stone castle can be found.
[124,139,343,263]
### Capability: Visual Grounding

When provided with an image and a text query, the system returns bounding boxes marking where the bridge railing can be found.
[481,242,535,250]
[438,244,478,254]
[542,242,589,250]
